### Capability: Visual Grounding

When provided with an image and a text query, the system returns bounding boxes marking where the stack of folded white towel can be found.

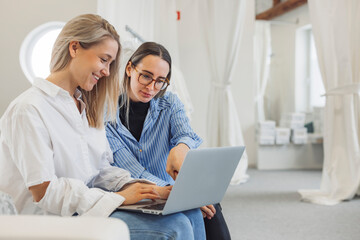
[257,121,276,145]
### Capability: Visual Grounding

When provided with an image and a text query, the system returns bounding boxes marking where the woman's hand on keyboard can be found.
[117,182,160,205]
[154,185,173,199]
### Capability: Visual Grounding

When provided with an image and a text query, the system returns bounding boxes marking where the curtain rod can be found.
[125,25,145,43]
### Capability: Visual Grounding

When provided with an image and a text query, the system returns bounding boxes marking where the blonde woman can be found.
[0,14,205,240]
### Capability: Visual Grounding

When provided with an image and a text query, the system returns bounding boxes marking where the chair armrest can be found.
[0,215,129,240]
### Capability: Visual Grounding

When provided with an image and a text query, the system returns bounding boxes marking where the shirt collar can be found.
[33,78,86,113]
[149,94,171,119]
[151,95,171,110]
[114,93,172,126]
[33,78,69,98]
[74,88,82,99]
[74,88,86,113]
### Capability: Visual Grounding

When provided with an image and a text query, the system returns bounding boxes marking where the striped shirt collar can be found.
[114,94,172,136]
[149,95,172,119]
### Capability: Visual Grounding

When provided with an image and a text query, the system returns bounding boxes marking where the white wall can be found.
[0,0,97,115]
[0,0,257,166]
[265,5,310,123]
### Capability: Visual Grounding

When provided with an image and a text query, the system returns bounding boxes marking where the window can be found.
[309,33,325,108]
[20,22,65,83]
[295,25,325,112]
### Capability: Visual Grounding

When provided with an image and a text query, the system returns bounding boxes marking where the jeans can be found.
[110,208,206,240]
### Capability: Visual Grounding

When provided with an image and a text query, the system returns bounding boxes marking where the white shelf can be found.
[257,143,323,170]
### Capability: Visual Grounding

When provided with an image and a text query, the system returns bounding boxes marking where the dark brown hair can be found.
[120,42,172,125]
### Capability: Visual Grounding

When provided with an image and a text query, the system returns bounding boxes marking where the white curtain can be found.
[299,0,360,205]
[97,0,155,42]
[254,20,271,122]
[198,0,249,185]
[97,0,194,117]
[153,0,195,116]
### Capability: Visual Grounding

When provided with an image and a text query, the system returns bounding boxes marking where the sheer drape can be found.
[254,20,271,122]
[299,0,360,205]
[198,0,249,184]
[97,0,194,117]
[97,0,155,41]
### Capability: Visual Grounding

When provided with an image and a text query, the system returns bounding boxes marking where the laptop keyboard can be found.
[142,203,166,210]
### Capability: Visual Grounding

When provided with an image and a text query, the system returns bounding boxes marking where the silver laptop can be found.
[117,146,245,215]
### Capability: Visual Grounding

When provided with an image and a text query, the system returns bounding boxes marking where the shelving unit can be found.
[257,142,323,170]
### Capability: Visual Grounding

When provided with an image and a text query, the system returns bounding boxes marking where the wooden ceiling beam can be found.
[273,0,281,6]
[256,0,307,20]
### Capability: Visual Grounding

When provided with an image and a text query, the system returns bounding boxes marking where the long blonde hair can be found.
[50,14,121,128]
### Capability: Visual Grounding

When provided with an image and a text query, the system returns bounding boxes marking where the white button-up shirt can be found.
[0,78,141,217]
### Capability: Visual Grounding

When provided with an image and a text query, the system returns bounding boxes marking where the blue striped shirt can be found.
[106,92,203,186]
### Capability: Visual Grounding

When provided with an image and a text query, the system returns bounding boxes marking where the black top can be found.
[119,100,150,142]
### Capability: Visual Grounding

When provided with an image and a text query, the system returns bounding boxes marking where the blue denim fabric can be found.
[110,208,205,240]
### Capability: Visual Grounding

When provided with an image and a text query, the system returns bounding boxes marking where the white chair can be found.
[0,191,130,240]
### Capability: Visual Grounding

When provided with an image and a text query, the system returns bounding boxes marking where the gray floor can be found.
[221,169,360,240]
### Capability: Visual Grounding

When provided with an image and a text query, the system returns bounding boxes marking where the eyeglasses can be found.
[131,64,169,90]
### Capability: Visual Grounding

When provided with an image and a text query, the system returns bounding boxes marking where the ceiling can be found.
[255,0,307,20]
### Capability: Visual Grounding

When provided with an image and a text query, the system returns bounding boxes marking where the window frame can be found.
[295,24,325,112]
[19,21,65,83]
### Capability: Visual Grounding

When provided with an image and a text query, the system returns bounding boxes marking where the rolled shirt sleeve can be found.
[89,166,155,190]
[35,176,125,217]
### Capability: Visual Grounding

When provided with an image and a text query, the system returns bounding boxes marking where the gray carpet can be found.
[221,169,360,240]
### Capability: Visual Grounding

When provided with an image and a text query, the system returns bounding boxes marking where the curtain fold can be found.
[198,0,249,185]
[299,0,360,205]
[254,20,271,122]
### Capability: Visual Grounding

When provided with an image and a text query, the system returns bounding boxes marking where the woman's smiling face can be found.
[69,37,118,91]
